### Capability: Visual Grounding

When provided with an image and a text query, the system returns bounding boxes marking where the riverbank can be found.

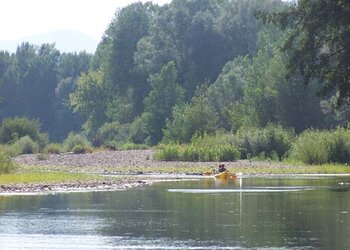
[2,149,349,194]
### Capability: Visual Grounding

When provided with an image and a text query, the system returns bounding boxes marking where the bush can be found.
[13,136,39,154]
[155,134,240,162]
[0,117,47,147]
[36,153,48,161]
[119,143,149,150]
[0,151,17,174]
[0,144,20,157]
[289,128,350,164]
[63,133,91,152]
[230,125,295,160]
[94,122,122,147]
[44,143,63,154]
[327,128,350,163]
[72,144,92,154]
[154,144,181,161]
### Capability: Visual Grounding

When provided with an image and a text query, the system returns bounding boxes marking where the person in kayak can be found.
[218,164,227,173]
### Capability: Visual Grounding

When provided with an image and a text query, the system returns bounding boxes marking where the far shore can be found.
[1,149,349,195]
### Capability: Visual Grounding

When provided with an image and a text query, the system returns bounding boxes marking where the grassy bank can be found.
[0,172,105,185]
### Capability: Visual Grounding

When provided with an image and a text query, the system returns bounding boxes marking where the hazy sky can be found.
[0,0,171,41]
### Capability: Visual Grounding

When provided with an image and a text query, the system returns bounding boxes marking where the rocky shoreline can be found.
[0,179,152,194]
[5,149,291,195]
[14,149,289,172]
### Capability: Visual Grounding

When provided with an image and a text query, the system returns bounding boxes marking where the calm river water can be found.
[0,176,349,249]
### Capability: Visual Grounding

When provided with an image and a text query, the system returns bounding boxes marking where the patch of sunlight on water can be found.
[0,234,257,250]
[168,187,314,194]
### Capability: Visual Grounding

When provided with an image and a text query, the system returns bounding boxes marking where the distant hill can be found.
[0,30,98,54]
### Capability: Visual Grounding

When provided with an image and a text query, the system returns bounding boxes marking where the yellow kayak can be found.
[214,170,236,180]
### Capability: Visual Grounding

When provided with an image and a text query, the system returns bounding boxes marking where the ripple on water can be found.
[0,234,252,250]
[167,187,315,194]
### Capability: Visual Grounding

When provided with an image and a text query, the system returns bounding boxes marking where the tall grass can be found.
[155,133,240,162]
[0,151,17,174]
[0,172,101,184]
[289,128,350,164]
[44,143,63,154]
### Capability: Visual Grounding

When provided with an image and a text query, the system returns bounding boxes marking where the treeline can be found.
[0,44,91,141]
[0,0,349,150]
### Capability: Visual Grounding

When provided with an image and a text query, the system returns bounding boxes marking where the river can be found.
[0,175,349,249]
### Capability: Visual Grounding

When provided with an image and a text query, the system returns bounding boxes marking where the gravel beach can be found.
[14,149,289,172]
[4,149,292,194]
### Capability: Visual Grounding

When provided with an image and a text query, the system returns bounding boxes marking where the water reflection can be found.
[0,176,349,249]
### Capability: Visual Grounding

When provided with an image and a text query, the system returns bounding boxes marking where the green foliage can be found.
[163,93,219,143]
[155,144,181,161]
[72,144,93,154]
[36,153,48,161]
[128,116,147,144]
[118,143,148,150]
[13,136,40,154]
[69,70,107,136]
[289,128,350,165]
[0,151,17,174]
[230,125,295,160]
[262,0,350,104]
[289,130,330,165]
[155,134,240,162]
[0,117,46,145]
[63,133,91,152]
[44,143,63,154]
[144,61,185,144]
[327,128,350,163]
[94,122,122,147]
[205,57,250,131]
[94,117,148,148]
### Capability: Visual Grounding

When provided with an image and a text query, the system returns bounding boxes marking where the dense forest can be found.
[0,0,349,155]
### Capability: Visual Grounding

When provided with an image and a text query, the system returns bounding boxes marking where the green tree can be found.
[50,52,92,141]
[103,2,155,121]
[69,70,108,136]
[262,0,350,105]
[204,57,250,131]
[0,43,60,132]
[0,117,46,145]
[143,61,184,144]
[163,94,218,143]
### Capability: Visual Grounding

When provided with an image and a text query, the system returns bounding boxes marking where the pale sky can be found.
[0,0,171,41]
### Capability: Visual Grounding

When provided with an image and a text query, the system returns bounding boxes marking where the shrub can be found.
[94,121,146,147]
[36,153,48,161]
[230,125,295,160]
[182,145,200,161]
[327,128,350,163]
[217,145,241,162]
[94,122,122,147]
[44,143,63,154]
[155,134,240,162]
[119,143,149,150]
[0,117,47,146]
[289,130,329,164]
[0,144,20,157]
[289,128,350,164]
[0,151,17,174]
[13,136,39,154]
[63,133,91,152]
[154,144,181,161]
[72,144,92,154]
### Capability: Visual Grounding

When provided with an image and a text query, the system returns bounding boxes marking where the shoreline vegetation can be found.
[1,2,350,195]
[0,149,349,195]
